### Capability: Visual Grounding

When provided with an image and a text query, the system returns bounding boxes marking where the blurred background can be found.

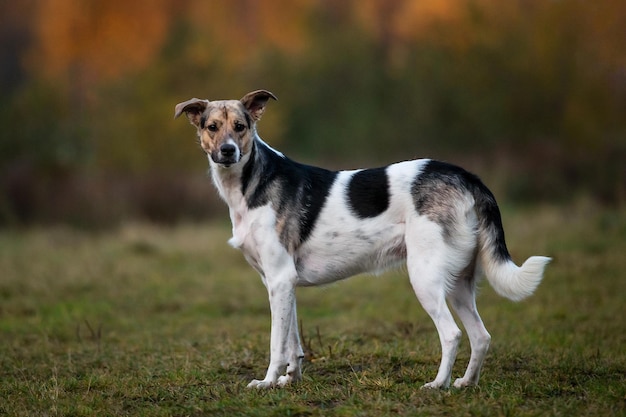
[0,0,624,228]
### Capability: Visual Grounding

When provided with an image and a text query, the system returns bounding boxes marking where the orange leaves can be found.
[357,0,466,43]
[18,0,626,87]
[186,0,314,65]
[23,0,316,83]
[26,0,174,83]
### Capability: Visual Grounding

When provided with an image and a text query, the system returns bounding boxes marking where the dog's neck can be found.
[209,136,260,208]
[211,159,244,206]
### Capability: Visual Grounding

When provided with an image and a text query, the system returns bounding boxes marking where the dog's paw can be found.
[276,375,292,387]
[421,380,448,390]
[452,377,475,389]
[246,379,275,389]
[277,368,302,387]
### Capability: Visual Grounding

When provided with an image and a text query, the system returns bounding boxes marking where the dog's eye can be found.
[233,122,246,132]
[207,123,218,132]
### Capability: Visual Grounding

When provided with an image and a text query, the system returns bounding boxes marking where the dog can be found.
[174,90,550,389]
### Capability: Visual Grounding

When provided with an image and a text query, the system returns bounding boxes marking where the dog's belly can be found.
[294,222,407,286]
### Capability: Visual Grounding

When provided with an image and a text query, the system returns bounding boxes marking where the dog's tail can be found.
[473,183,551,302]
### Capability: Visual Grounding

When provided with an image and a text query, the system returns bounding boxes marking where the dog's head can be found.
[174,90,277,167]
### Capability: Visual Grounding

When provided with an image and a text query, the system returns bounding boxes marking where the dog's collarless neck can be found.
[240,139,260,197]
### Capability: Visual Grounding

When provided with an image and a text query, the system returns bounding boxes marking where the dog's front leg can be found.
[247,272,297,389]
[277,297,304,386]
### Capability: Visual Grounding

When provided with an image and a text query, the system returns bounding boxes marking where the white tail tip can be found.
[487,256,551,302]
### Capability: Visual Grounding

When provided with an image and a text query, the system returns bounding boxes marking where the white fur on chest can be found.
[228,203,293,280]
[210,160,273,276]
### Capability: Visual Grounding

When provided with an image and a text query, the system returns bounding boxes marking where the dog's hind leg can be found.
[448,272,491,388]
[409,268,461,389]
[406,225,462,389]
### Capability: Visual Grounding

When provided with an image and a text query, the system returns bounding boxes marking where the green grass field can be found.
[1,201,624,416]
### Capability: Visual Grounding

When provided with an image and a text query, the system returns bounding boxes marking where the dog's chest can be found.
[227,203,286,276]
[228,206,259,263]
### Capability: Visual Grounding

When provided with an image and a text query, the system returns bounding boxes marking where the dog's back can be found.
[235,142,549,301]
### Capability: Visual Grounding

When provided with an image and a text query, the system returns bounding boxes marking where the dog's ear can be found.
[174,98,209,127]
[240,90,277,121]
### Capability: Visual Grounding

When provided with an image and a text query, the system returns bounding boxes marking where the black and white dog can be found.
[174,90,550,389]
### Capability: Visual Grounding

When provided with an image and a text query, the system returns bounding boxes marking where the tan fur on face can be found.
[174,90,276,165]
[198,101,254,161]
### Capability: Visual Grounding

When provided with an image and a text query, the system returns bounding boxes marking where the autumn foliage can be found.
[0,0,624,225]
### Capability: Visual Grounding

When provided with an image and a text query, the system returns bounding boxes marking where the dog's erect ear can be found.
[240,90,277,121]
[174,98,209,127]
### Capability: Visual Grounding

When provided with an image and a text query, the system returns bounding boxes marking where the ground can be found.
[0,200,624,416]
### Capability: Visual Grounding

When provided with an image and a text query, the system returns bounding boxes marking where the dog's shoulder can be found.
[241,140,339,251]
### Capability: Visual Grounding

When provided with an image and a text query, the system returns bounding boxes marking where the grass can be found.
[0,200,624,416]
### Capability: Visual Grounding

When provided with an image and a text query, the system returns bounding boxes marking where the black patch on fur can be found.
[412,160,510,262]
[347,168,390,218]
[240,144,259,202]
[241,141,338,250]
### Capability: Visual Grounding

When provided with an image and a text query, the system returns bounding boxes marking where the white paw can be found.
[276,375,292,387]
[246,379,275,389]
[421,380,448,390]
[453,377,475,388]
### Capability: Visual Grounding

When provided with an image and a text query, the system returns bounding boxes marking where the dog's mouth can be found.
[217,161,234,168]
[211,152,241,168]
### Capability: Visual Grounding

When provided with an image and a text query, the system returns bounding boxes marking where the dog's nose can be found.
[220,143,237,157]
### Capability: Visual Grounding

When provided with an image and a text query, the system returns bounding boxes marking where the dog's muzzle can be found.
[212,143,240,167]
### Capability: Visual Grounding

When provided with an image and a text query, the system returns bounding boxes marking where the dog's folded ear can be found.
[174,98,210,127]
[241,90,277,122]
